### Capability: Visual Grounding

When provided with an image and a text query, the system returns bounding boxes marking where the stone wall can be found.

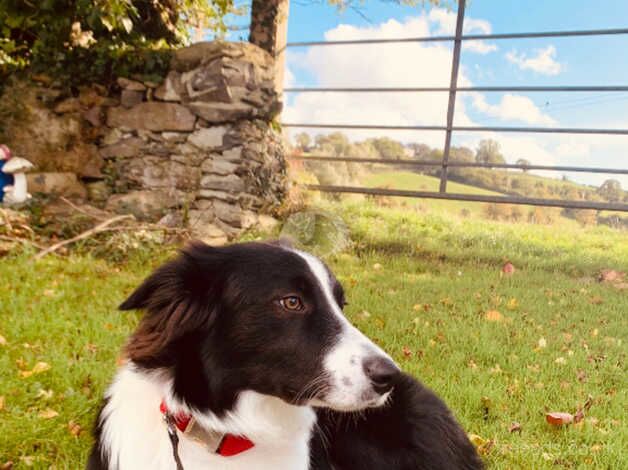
[4,41,287,245]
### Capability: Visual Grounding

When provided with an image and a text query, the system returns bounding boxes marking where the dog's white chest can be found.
[100,365,315,470]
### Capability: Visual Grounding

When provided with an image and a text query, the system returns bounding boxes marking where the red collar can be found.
[160,400,255,457]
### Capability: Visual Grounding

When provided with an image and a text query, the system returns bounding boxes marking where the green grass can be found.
[1,203,626,468]
[362,171,527,218]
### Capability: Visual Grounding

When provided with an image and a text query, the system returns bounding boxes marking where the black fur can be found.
[86,398,110,470]
[311,373,483,469]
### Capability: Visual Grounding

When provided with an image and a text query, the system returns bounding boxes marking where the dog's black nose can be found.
[363,356,400,394]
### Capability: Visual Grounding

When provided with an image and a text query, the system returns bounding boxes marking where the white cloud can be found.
[284,14,475,147]
[471,94,557,126]
[428,8,497,54]
[506,45,563,76]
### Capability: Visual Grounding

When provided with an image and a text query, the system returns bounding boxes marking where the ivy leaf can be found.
[121,17,133,34]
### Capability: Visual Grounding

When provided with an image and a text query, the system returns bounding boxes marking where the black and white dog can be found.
[88,241,482,469]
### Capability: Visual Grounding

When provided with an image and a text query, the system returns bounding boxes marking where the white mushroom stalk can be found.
[1,151,35,205]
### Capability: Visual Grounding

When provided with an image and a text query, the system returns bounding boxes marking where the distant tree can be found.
[367,137,406,160]
[295,132,311,151]
[597,179,623,202]
[450,146,474,162]
[408,143,432,160]
[516,158,531,173]
[315,132,351,156]
[476,139,505,165]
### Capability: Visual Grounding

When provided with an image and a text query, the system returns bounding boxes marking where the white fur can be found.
[294,250,394,411]
[100,363,315,470]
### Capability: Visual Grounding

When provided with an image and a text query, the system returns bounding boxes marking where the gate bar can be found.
[287,27,628,47]
[291,156,628,174]
[440,0,466,193]
[282,123,628,135]
[305,185,628,212]
[285,85,628,93]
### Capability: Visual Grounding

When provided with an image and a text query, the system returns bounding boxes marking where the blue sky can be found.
[232,1,628,187]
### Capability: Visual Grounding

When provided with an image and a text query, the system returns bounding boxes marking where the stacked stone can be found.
[97,41,286,244]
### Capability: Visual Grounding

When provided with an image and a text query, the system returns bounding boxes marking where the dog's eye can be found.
[280,296,304,312]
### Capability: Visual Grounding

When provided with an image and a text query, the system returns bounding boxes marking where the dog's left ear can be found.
[122,241,226,366]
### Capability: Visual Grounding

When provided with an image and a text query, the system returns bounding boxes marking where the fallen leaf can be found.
[372,263,382,270]
[574,395,594,423]
[19,456,34,467]
[590,444,603,452]
[484,310,503,322]
[19,361,51,378]
[509,422,522,433]
[598,269,625,283]
[468,433,495,455]
[68,420,82,437]
[506,298,518,310]
[502,262,515,275]
[538,337,547,348]
[412,304,422,311]
[589,296,603,305]
[546,412,574,426]
[402,346,412,358]
[0,396,4,411]
[576,369,587,382]
[36,389,54,400]
[554,357,567,365]
[38,408,59,419]
[1,461,13,469]
[0,334,6,346]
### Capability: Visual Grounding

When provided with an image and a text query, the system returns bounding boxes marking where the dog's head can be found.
[121,240,399,415]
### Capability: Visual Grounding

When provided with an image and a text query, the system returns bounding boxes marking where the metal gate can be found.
[282,0,628,212]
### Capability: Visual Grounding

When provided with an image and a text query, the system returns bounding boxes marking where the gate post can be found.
[249,0,290,96]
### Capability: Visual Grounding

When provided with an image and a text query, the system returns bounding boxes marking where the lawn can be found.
[363,170,524,218]
[1,201,626,468]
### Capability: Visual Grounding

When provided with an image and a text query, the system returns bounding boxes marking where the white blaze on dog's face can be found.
[295,250,400,412]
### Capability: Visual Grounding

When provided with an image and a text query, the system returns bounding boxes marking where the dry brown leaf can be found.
[38,408,59,419]
[589,296,604,305]
[546,412,574,426]
[0,396,5,411]
[68,420,82,437]
[484,310,503,322]
[0,334,6,346]
[19,361,51,378]
[598,269,625,283]
[502,262,515,275]
[402,346,412,358]
[1,461,13,470]
[468,433,494,455]
[509,422,522,433]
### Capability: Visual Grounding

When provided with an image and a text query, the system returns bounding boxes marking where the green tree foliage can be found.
[516,158,531,172]
[597,179,623,202]
[367,137,406,160]
[476,139,505,165]
[295,132,312,151]
[0,0,237,85]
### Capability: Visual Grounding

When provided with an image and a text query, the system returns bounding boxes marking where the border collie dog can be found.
[88,241,482,470]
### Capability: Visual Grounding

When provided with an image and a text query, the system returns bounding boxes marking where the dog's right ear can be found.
[121,241,226,366]
[119,261,179,311]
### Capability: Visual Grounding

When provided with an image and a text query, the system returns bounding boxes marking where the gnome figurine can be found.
[0,144,35,204]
